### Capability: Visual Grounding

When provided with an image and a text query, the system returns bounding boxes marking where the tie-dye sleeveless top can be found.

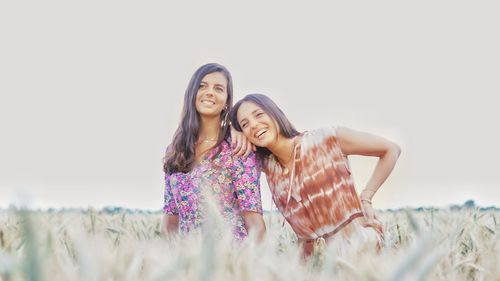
[262,127,364,240]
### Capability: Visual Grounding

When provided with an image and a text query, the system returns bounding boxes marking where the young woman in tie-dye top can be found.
[231,94,401,256]
[162,64,265,241]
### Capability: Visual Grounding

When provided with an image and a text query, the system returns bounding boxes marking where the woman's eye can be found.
[199,84,206,89]
[256,112,263,117]
[241,123,248,128]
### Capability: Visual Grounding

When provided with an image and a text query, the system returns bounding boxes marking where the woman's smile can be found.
[237,101,278,147]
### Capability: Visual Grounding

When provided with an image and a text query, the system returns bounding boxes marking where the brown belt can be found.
[298,212,364,257]
[298,212,364,243]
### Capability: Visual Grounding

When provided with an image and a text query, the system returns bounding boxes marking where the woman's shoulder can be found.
[298,127,342,152]
[300,127,338,141]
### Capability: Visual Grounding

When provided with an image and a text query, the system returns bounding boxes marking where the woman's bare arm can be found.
[242,211,266,242]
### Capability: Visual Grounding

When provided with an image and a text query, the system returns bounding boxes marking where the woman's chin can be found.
[252,138,272,148]
[197,109,223,118]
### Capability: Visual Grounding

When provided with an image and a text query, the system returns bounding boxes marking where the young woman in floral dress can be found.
[162,64,265,241]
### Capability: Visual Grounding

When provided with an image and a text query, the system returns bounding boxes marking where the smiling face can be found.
[195,72,228,118]
[236,101,280,148]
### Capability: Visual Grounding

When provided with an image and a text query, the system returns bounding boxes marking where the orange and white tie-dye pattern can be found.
[262,127,383,254]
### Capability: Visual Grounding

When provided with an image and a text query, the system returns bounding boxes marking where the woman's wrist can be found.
[360,188,375,201]
[360,198,372,205]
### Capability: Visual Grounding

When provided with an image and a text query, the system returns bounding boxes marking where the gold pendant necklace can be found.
[196,138,217,145]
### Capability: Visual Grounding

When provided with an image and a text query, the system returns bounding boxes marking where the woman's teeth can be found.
[256,129,267,139]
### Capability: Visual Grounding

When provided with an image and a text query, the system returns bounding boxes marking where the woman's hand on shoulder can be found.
[230,126,255,158]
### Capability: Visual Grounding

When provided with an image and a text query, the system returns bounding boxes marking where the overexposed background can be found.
[1,1,498,210]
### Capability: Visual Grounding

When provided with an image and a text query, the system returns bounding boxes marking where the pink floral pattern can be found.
[164,139,262,240]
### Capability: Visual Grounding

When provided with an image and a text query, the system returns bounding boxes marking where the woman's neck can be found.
[268,135,296,167]
[198,115,221,140]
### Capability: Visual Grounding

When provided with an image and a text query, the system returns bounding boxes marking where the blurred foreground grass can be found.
[0,208,499,281]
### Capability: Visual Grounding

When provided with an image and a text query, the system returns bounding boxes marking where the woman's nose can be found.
[207,87,215,96]
[204,87,216,96]
[249,119,258,129]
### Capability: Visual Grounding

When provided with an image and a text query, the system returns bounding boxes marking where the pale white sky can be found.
[1,1,499,210]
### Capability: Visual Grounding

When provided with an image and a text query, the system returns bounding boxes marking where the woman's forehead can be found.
[201,72,227,86]
[238,101,261,118]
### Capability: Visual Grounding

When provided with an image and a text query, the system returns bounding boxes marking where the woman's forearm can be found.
[361,142,401,201]
[162,214,179,237]
[242,211,266,241]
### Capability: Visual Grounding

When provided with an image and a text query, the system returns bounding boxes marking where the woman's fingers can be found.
[362,218,384,234]
[230,127,239,148]
[238,139,248,158]
[361,202,376,218]
[229,127,254,158]
[360,202,383,233]
[233,134,243,155]
[241,138,252,158]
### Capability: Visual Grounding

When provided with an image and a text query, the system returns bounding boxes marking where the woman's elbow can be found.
[382,141,401,159]
[391,142,401,158]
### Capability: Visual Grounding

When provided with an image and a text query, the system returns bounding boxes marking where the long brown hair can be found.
[164,63,233,174]
[230,93,300,157]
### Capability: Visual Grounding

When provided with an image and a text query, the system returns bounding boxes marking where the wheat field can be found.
[0,207,498,281]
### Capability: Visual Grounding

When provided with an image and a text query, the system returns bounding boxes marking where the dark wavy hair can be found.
[230,93,300,157]
[164,63,233,174]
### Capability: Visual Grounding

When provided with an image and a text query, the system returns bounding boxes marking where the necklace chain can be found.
[196,137,217,145]
[278,136,298,174]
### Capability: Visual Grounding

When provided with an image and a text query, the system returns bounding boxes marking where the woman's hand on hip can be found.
[360,201,383,234]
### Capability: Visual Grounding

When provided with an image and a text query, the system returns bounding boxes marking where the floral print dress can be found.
[163,139,263,240]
